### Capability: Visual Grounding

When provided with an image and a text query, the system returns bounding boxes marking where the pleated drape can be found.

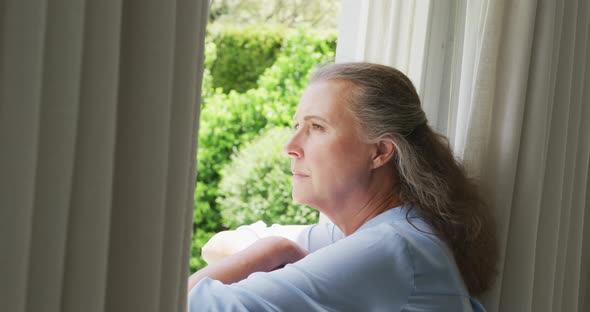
[0,1,209,311]
[460,1,590,311]
[336,0,590,311]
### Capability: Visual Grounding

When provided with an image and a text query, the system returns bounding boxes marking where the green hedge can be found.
[190,230,216,273]
[218,127,319,228]
[208,25,285,93]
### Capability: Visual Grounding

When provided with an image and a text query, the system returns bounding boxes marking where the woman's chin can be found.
[291,192,312,207]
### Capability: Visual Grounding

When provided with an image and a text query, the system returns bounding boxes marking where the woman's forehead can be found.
[295,81,352,120]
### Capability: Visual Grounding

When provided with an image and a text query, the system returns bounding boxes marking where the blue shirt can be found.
[189,206,486,311]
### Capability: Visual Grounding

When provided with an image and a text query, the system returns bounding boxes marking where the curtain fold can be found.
[61,1,122,311]
[503,1,560,310]
[489,1,589,311]
[104,0,179,310]
[336,0,590,311]
[1,1,48,311]
[159,1,209,311]
[0,1,208,311]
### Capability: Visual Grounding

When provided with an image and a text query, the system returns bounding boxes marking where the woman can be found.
[188,63,498,311]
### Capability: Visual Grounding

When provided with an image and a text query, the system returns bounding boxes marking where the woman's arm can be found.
[201,223,344,265]
[188,236,307,293]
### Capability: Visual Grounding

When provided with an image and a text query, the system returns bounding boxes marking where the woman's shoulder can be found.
[353,212,471,297]
[306,207,445,268]
[287,214,471,304]
[353,207,451,257]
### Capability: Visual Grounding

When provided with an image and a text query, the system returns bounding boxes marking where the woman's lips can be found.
[291,172,309,178]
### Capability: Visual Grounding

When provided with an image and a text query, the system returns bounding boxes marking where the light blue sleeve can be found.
[189,227,414,311]
[189,221,484,311]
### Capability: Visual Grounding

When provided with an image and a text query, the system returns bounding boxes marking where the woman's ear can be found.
[371,137,396,169]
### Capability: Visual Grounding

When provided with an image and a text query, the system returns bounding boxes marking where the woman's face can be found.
[284,80,376,211]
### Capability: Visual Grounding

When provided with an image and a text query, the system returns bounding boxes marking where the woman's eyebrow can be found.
[303,115,329,123]
[292,115,330,124]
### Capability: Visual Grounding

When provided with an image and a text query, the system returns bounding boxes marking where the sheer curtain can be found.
[0,1,208,311]
[336,0,590,311]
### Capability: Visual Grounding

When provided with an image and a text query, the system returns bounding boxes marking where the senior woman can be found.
[188,63,498,311]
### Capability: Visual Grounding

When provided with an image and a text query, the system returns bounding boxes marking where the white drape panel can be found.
[457,1,590,311]
[0,1,208,311]
[336,0,455,132]
[336,0,590,311]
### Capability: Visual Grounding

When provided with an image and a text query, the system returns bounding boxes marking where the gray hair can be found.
[311,62,427,139]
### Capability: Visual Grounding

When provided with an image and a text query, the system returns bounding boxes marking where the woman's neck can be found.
[322,178,404,236]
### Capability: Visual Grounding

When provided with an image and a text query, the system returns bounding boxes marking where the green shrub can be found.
[199,38,217,98]
[258,29,337,125]
[193,181,222,232]
[193,28,336,234]
[194,89,269,231]
[190,230,216,273]
[217,127,318,229]
[208,25,285,93]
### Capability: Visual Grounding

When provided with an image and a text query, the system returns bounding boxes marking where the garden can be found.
[190,23,337,272]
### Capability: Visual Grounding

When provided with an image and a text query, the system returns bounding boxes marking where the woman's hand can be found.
[188,236,308,293]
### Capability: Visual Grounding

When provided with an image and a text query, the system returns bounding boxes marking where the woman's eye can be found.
[293,123,300,130]
[311,123,323,130]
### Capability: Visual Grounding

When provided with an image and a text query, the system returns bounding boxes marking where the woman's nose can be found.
[283,133,303,158]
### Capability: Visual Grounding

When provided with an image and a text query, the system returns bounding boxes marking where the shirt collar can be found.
[356,205,419,232]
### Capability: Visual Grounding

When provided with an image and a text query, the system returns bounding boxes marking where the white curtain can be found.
[0,1,208,311]
[336,0,590,311]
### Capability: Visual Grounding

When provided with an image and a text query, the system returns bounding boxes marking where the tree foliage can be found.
[209,0,341,29]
